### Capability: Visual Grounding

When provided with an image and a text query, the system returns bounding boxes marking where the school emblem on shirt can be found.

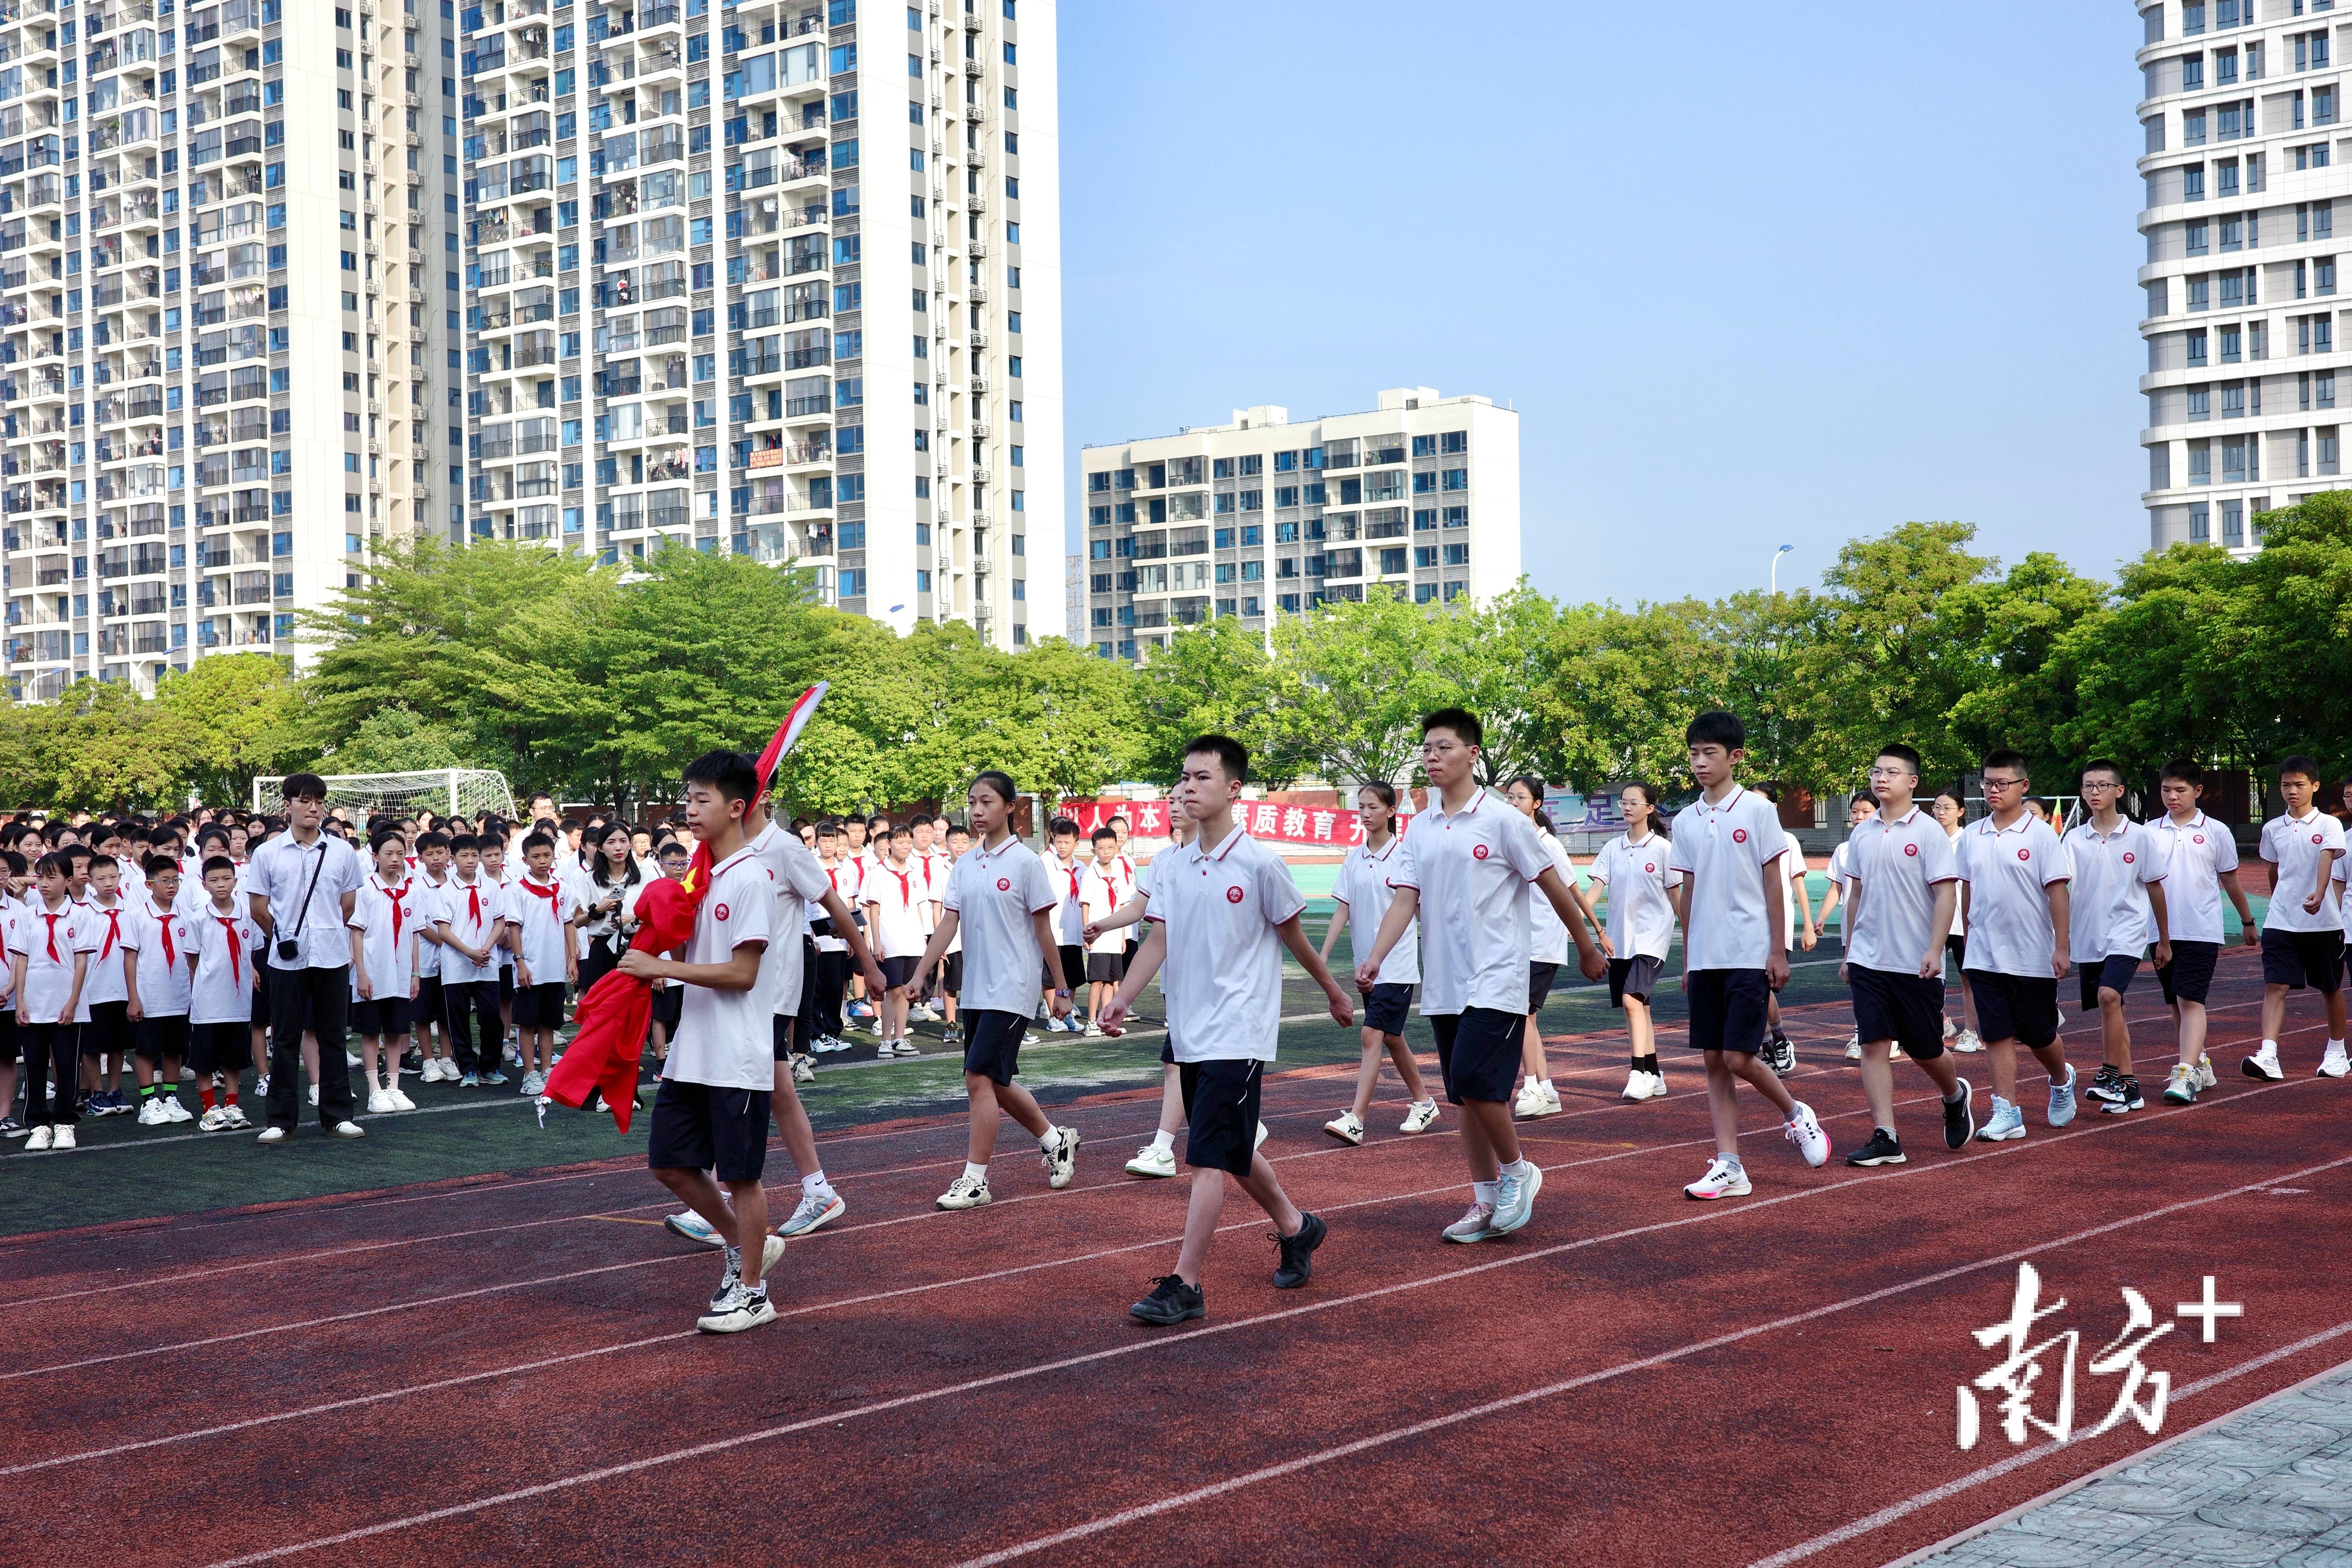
[1904,843,1919,857]
[714,903,730,920]
[996,877,1011,891]
[1226,885,1245,904]
[1732,828,1748,843]
[1644,863,1655,874]
[1472,844,1490,860]
[2194,835,2205,845]
[2122,853,2135,864]
[2018,849,2031,862]
[2317,833,2327,845]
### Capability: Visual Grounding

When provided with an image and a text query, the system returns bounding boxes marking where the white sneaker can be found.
[136,1096,167,1126]
[1944,1015,1958,1041]
[2321,1042,2351,1079]
[1400,1098,1441,1133]
[665,1210,724,1245]
[777,1189,845,1237]
[198,1106,231,1132]
[256,1073,271,1096]
[2243,1046,2285,1082]
[25,1124,51,1150]
[1621,1068,1651,1101]
[162,1096,192,1123]
[1783,1102,1831,1167]
[223,1105,252,1129]
[519,1070,545,1095]
[1643,1071,1670,1100]
[1125,1142,1177,1178]
[389,1088,417,1111]
[51,1124,73,1150]
[1442,1203,1499,1243]
[937,1172,993,1209]
[367,1091,394,1115]
[1512,1083,1548,1120]
[1041,1126,1081,1189]
[1254,1119,1269,1151]
[697,1284,777,1335]
[1954,1029,1984,1053]
[307,1085,319,1108]
[256,1126,288,1144]
[1322,1110,1365,1146]
[1082,1022,1103,1038]
[1684,1157,1751,1201]
[1539,1083,1562,1116]
[347,1050,363,1068]
[2196,1053,2218,1091]
[790,1055,815,1085]
[1844,1031,1862,1061]
[1491,1161,1543,1234]
[330,1120,366,1138]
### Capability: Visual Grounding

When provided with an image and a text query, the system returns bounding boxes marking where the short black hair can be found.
[946,822,971,839]
[815,818,842,838]
[1185,733,1250,784]
[416,829,450,851]
[34,851,69,880]
[2081,758,2127,787]
[1049,817,1080,838]
[1686,710,1746,751]
[201,853,237,879]
[2160,757,2205,786]
[64,845,93,867]
[2281,754,2324,785]
[682,748,760,805]
[1091,825,1118,844]
[280,772,328,802]
[1421,706,1483,749]
[142,852,179,877]
[889,823,913,841]
[1877,742,1924,775]
[1980,749,2029,776]
[657,839,692,860]
[449,833,482,854]
[521,830,556,854]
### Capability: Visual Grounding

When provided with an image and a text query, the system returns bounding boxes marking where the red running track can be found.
[1,954,2346,1567]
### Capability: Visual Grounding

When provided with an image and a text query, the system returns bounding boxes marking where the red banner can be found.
[1058,799,1411,848]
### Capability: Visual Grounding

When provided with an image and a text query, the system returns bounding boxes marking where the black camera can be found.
[276,939,300,963]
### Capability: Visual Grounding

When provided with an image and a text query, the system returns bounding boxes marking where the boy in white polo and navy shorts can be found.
[2150,757,2258,1103]
[1957,749,2078,1140]
[1355,707,1606,1241]
[630,750,784,1334]
[1663,711,1830,1200]
[2248,754,2348,1080]
[1103,735,1356,1327]
[2063,759,2172,1114]
[1839,743,1976,1167]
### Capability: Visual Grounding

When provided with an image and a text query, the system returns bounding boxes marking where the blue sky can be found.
[1055,1,2143,607]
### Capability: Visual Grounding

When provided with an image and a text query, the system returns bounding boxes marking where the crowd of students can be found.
[10,708,2339,1337]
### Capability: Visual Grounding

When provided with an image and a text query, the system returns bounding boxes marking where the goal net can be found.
[250,769,518,822]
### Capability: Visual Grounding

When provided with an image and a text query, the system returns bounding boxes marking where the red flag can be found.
[541,877,699,1133]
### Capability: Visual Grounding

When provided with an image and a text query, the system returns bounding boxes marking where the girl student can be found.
[1503,775,1580,1120]
[1575,782,1681,1102]
[1931,787,1985,1053]
[1316,782,1441,1145]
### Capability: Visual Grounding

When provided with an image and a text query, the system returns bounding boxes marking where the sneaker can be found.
[519,1070,545,1096]
[1082,1021,1103,1038]
[2323,1042,2351,1078]
[1944,1014,1958,1041]
[2048,1063,2079,1127]
[2196,1053,2218,1090]
[0,1117,22,1138]
[1491,1161,1543,1234]
[162,1096,192,1123]
[459,1072,482,1088]
[1977,1097,2027,1141]
[870,1015,887,1037]
[481,1071,509,1087]
[307,1085,319,1108]
[52,1124,74,1150]
[1954,1029,1984,1053]
[2163,1063,2200,1105]
[1942,1078,1976,1148]
[2243,1046,2284,1081]
[1620,1068,1652,1101]
[1400,1098,1441,1133]
[1683,1156,1751,1201]
[666,1210,725,1246]
[1844,1031,1862,1062]
[1783,1102,1831,1167]
[942,1024,964,1047]
[331,1120,366,1138]
[1272,1212,1327,1289]
[1512,1082,1548,1120]
[1846,1128,1906,1167]
[136,1096,167,1126]
[388,1088,417,1111]
[2100,1075,2142,1115]
[1642,1070,1671,1099]
[367,1090,394,1115]
[778,1190,845,1237]
[255,1073,271,1096]
[346,1050,363,1069]
[198,1106,231,1132]
[1322,1110,1365,1146]
[895,1039,923,1057]
[697,1284,778,1334]
[256,1126,288,1144]
[503,1042,521,1064]
[790,1055,815,1085]
[937,1172,993,1210]
[1125,1141,1177,1178]
[1763,1035,1796,1077]
[1254,1120,1269,1151]
[1041,1126,1081,1189]
[1540,1083,1563,1115]
[25,1125,51,1150]
[1129,1273,1206,1327]
[1441,1203,1499,1243]
[223,1105,251,1129]
[2085,1063,2127,1103]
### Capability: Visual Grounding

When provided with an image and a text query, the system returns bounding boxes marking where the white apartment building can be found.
[0,0,458,699]
[458,0,1060,644]
[2139,0,2352,551]
[1076,388,1520,662]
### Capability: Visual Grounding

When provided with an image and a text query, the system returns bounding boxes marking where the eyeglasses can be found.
[1867,766,1913,779]
[1982,777,2027,791]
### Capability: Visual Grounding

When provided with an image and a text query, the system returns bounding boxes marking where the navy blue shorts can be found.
[513,981,566,1030]
[1686,968,1769,1054]
[646,1078,771,1183]
[962,1008,1026,1086]
[1430,1006,1521,1105]
[771,1011,796,1062]
[2079,953,2141,1014]
[2156,940,2221,1007]
[190,1020,251,1076]
[82,998,132,1059]
[1361,982,1413,1036]
[1179,1058,1262,1178]
[2263,927,2342,993]
[882,954,921,991]
[1851,965,1946,1060]
[352,996,412,1038]
[1527,962,1560,1013]
[1608,955,1663,1008]
[1965,971,2060,1050]
[132,1013,191,1062]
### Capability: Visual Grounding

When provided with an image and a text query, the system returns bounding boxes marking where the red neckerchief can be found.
[919,855,934,891]
[147,897,177,966]
[41,907,64,962]
[214,913,244,989]
[456,875,483,926]
[517,873,563,918]
[94,900,122,961]
[1063,860,1082,899]
[373,875,409,946]
[886,864,914,907]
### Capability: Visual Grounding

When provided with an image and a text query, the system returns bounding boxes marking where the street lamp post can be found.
[1769,543,1795,594]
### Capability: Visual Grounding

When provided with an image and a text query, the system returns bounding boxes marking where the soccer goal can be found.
[251,769,518,821]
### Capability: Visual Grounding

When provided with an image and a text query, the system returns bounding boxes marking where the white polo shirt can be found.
[943,832,1056,1017]
[247,831,367,973]
[1844,805,1959,975]
[1586,831,1681,963]
[1778,829,1810,949]
[1957,814,2069,978]
[2064,818,2168,958]
[507,870,576,983]
[1667,785,1788,973]
[2260,809,2346,933]
[662,845,776,1092]
[1388,788,1552,1017]
[435,871,510,985]
[748,821,833,1015]
[15,896,95,1024]
[348,874,420,1004]
[1528,830,1577,965]
[80,893,140,1006]
[410,870,452,978]
[1144,823,1307,1063]
[1079,858,1132,956]
[1942,829,1967,937]
[2150,811,2240,945]
[134,893,194,1018]
[863,856,933,960]
[189,902,263,1026]
[1332,834,1419,985]
[1042,850,1087,945]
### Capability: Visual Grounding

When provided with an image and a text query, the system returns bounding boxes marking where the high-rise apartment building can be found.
[2139,0,2350,551]
[457,0,1059,644]
[0,0,460,699]
[1076,388,1520,662]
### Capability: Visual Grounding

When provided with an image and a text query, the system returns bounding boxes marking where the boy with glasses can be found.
[2063,760,2172,1114]
[2247,755,2347,1080]
[1956,751,2078,1140]
[2149,759,2257,1104]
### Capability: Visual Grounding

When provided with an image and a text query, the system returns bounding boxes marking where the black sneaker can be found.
[1763,1035,1796,1077]
[2084,1062,2126,1104]
[1129,1273,1205,1327]
[2101,1074,2143,1114]
[1272,1211,1327,1289]
[1942,1078,1976,1149]
[1846,1128,1907,1167]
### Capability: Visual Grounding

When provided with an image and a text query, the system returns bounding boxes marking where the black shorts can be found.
[942,952,963,996]
[352,996,414,1038]
[1965,971,2060,1050]
[497,965,515,1002]
[133,1013,192,1061]
[646,1078,771,1183]
[771,1011,796,1062]
[650,982,684,1028]
[514,981,566,1030]
[249,965,271,1026]
[2262,926,2343,993]
[0,1009,15,1065]
[190,1020,253,1076]
[2156,939,2221,1007]
[82,998,132,1058]
[1527,961,1560,1014]
[1945,933,1966,966]
[962,1007,1026,1086]
[1178,1058,1263,1178]
[882,954,920,991]
[1850,965,1947,1060]
[1608,955,1663,1008]
[413,973,443,1029]
[1056,944,1086,992]
[1429,1006,1521,1105]
[1686,968,1769,1054]
[1361,981,1413,1036]
[2079,953,2141,1013]
[1085,951,1124,984]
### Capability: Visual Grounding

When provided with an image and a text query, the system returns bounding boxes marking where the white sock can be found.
[1472,1180,1499,1207]
[801,1171,831,1199]
[962,1160,988,1182]
[1037,1125,1058,1149]
[1415,1096,1437,1107]
[2262,1038,2279,1053]
[1149,1129,1174,1153]
[2331,1039,2346,1052]
[1540,1078,1555,1091]
[1501,1156,1534,1181]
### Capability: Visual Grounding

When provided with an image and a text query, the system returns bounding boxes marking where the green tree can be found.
[1274,588,1454,788]
[150,652,313,805]
[1530,598,1733,793]
[1131,617,1306,787]
[1944,552,2110,784]
[1431,584,1558,786]
[324,706,473,774]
